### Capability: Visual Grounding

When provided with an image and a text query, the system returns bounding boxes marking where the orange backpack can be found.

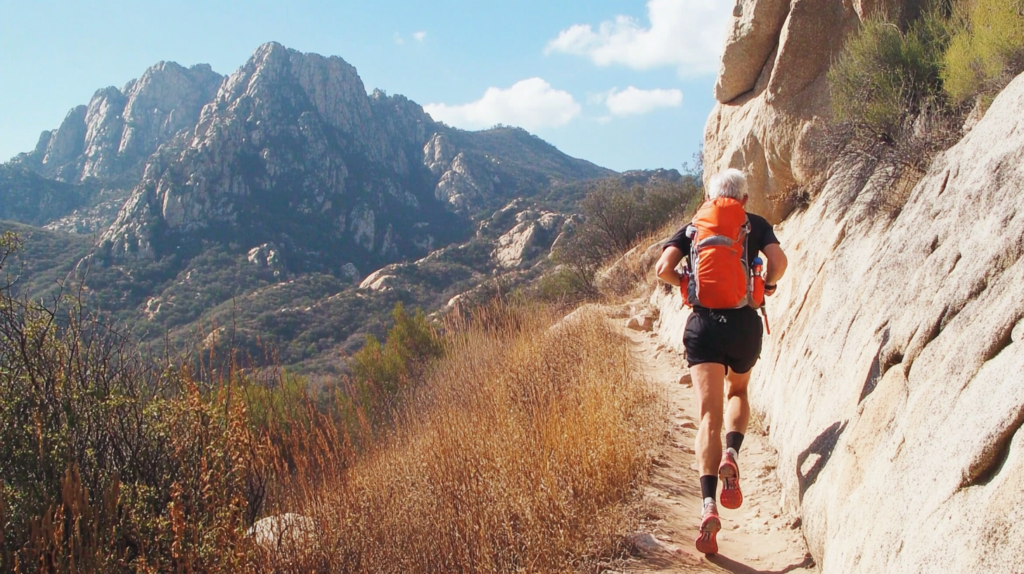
[681,197,754,309]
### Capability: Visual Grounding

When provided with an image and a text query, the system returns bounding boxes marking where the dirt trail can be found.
[613,319,818,574]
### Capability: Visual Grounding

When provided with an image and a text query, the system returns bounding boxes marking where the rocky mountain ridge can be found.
[1,42,654,371]
[6,42,613,278]
[15,61,223,185]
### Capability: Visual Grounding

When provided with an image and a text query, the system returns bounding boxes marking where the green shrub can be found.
[829,13,948,141]
[824,7,969,213]
[942,0,1024,104]
[548,176,700,302]
[349,303,444,421]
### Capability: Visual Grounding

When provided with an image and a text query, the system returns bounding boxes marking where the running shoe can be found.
[719,448,743,509]
[695,500,721,555]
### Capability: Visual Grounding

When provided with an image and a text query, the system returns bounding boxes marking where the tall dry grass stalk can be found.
[258,303,663,573]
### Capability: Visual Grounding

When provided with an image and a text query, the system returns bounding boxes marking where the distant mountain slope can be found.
[0,220,93,302]
[0,166,95,226]
[0,42,630,372]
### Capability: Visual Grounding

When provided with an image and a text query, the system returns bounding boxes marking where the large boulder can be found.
[705,0,862,223]
[492,221,538,269]
[660,73,1024,573]
[490,207,566,269]
[714,0,790,103]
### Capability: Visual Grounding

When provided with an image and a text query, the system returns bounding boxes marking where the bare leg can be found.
[691,362,726,477]
[724,368,751,437]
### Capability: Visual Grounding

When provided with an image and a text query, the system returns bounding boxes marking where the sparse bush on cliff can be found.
[826,8,963,211]
[829,14,947,142]
[827,1,1024,205]
[942,0,1024,105]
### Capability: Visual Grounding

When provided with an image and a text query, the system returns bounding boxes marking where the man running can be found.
[654,168,788,555]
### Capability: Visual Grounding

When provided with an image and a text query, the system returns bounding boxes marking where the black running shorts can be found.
[684,307,763,374]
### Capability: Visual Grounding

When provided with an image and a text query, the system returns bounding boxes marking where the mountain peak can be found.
[14,60,222,183]
[6,42,612,277]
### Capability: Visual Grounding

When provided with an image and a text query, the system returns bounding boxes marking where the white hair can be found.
[708,168,748,200]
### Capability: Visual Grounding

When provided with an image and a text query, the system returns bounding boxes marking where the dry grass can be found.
[254,303,663,573]
[4,223,663,572]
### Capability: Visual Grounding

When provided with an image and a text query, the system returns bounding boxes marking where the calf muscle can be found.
[692,362,726,476]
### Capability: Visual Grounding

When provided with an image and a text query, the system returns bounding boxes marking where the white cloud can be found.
[413,31,427,42]
[423,78,581,131]
[604,86,683,116]
[545,0,732,75]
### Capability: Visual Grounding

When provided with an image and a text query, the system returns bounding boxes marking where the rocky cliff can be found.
[93,43,611,273]
[704,0,868,223]
[652,2,1024,572]
[14,62,223,184]
[96,41,457,273]
[744,76,1024,573]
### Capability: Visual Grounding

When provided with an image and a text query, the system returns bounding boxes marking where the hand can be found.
[764,283,777,296]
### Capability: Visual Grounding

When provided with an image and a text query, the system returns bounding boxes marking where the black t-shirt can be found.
[664,212,779,267]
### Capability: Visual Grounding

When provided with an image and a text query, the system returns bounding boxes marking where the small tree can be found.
[545,176,700,302]
[349,303,443,420]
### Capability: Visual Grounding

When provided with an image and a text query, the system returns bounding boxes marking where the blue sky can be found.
[0,0,732,172]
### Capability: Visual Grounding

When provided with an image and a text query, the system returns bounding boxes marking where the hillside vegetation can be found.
[0,224,663,572]
[255,303,661,573]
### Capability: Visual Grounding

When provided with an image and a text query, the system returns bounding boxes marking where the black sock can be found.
[726,432,744,453]
[700,475,718,501]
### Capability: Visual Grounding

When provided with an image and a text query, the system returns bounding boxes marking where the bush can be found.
[0,234,264,572]
[829,13,948,143]
[349,303,443,422]
[547,177,701,303]
[825,7,965,212]
[942,0,1024,105]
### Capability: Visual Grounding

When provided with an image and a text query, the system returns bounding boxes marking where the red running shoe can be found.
[695,501,721,555]
[719,448,743,510]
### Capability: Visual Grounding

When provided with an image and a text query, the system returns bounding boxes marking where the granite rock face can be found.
[750,76,1024,574]
[489,203,566,269]
[657,73,1024,573]
[18,62,222,184]
[714,0,790,103]
[705,0,861,223]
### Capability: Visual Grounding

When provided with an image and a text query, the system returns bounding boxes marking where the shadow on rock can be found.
[796,420,848,502]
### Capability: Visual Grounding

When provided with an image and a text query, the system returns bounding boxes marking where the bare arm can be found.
[762,243,788,295]
[656,246,685,287]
